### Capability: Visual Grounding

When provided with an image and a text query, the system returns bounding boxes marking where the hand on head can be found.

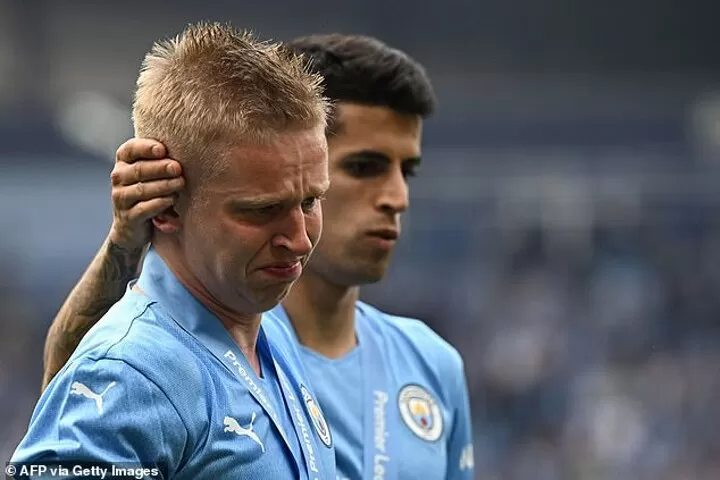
[108,138,184,250]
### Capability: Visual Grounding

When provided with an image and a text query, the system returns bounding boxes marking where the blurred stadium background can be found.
[2,1,720,478]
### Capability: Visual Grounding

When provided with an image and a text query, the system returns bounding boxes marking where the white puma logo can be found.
[224,413,265,453]
[70,381,117,414]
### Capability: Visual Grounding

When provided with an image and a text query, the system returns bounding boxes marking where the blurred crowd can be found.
[472,225,719,480]
[0,282,44,464]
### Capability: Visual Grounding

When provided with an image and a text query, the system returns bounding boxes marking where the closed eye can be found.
[341,151,421,180]
[239,204,282,221]
[343,158,388,178]
[402,163,420,178]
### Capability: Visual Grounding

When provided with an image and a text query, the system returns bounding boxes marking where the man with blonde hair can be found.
[11,22,336,479]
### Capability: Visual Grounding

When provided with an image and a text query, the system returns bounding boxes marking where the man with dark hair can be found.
[42,34,474,479]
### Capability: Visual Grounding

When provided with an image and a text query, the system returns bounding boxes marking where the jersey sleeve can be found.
[11,356,187,478]
[445,354,474,480]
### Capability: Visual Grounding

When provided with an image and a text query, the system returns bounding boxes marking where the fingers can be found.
[111,158,182,186]
[116,138,166,165]
[112,176,185,210]
[124,196,177,223]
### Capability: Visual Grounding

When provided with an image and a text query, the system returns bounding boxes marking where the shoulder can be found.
[14,355,189,470]
[358,301,465,379]
[66,292,210,404]
[262,308,296,343]
[261,308,302,359]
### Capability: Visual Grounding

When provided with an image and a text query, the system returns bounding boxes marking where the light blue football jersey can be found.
[269,301,474,480]
[11,249,335,480]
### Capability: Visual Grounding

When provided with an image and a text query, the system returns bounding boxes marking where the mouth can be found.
[258,261,303,280]
[364,228,399,251]
[366,228,399,241]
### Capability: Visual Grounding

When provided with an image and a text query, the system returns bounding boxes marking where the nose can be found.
[271,206,314,257]
[376,168,409,215]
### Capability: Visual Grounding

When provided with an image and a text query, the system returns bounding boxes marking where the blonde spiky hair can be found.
[132,22,329,189]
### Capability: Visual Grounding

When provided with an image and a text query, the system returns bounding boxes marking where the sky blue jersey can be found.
[11,249,335,480]
[269,301,474,480]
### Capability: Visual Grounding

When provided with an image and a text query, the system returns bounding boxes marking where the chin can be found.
[346,264,388,285]
[309,255,389,286]
[255,287,293,312]
[231,282,290,315]
[358,272,386,285]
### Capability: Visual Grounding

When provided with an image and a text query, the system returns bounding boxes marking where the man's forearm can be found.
[42,238,146,390]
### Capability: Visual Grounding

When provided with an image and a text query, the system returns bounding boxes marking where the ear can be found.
[152,206,182,234]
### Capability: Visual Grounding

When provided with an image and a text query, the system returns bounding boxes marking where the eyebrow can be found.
[342,150,422,165]
[228,196,282,210]
[228,183,330,210]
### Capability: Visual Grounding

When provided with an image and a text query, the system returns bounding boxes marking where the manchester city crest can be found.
[398,384,443,442]
[300,384,332,448]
